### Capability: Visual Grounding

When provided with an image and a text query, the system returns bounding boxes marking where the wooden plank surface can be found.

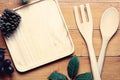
[0,56,120,80]
[59,2,120,29]
[70,30,120,56]
[0,0,120,80]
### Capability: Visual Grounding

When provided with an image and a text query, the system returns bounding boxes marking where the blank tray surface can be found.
[5,0,74,72]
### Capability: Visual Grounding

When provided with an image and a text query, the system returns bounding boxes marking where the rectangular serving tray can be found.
[5,0,74,72]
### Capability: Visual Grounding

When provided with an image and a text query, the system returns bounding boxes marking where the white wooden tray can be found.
[5,0,74,72]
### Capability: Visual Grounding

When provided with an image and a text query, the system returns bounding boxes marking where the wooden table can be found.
[0,0,120,80]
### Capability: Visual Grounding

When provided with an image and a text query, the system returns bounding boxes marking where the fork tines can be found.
[74,4,93,24]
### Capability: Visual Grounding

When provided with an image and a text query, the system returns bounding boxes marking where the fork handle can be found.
[86,41,101,80]
[98,39,108,75]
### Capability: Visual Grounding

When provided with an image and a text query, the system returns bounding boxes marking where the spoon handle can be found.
[86,41,101,80]
[98,40,108,74]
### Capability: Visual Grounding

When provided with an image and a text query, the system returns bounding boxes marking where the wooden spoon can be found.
[98,7,119,74]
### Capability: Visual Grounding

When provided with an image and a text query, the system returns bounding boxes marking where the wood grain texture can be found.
[0,56,120,80]
[59,2,120,29]
[69,30,120,56]
[0,0,120,80]
[58,0,120,3]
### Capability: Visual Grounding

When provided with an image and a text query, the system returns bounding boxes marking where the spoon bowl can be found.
[98,7,119,74]
[100,7,119,40]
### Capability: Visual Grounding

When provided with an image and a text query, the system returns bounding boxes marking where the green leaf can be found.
[48,72,68,80]
[76,72,93,80]
[22,0,28,3]
[67,55,79,79]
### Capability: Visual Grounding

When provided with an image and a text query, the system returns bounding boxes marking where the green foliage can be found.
[48,55,93,80]
[76,72,93,80]
[67,55,79,79]
[22,0,28,3]
[48,72,68,80]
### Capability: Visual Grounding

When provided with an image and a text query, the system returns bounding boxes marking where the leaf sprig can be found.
[22,0,29,4]
[48,55,93,80]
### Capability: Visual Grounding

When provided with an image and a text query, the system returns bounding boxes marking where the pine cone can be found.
[0,9,21,37]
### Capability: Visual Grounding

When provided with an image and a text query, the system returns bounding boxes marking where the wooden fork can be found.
[74,4,101,80]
